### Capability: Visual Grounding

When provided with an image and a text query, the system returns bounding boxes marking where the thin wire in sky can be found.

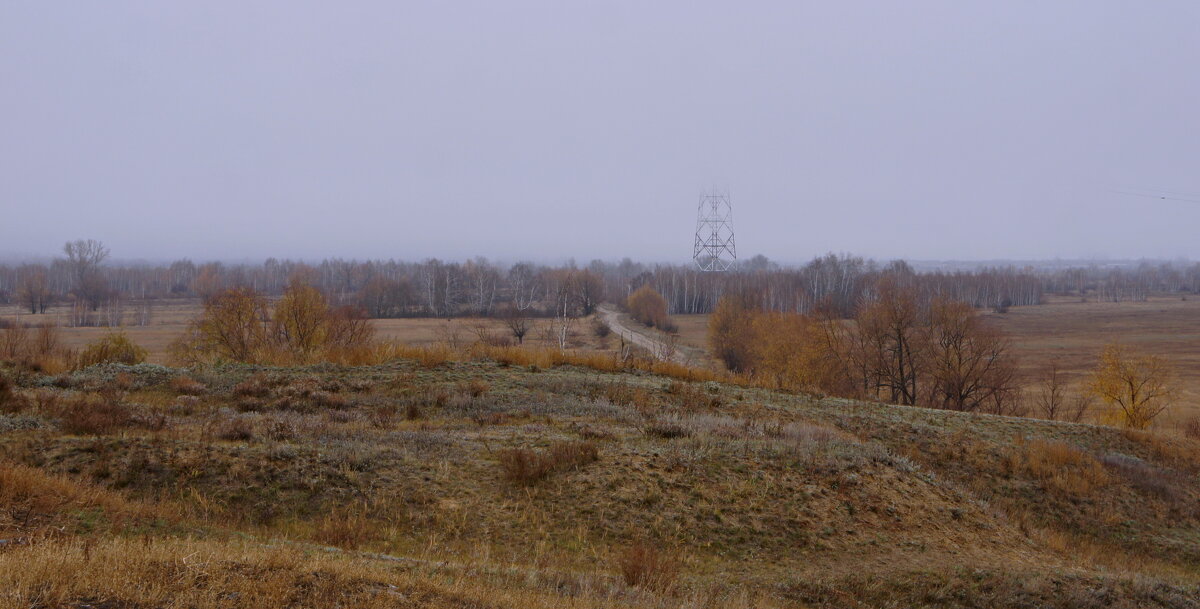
[1110,186,1200,204]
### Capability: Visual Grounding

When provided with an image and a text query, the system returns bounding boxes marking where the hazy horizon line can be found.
[0,250,1194,270]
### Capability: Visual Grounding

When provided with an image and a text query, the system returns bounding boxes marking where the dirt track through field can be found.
[596,304,691,365]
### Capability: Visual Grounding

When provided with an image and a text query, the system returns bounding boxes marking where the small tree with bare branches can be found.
[500,305,532,344]
[17,266,52,314]
[1033,364,1090,422]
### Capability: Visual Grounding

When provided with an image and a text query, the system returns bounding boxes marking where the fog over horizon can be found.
[3,2,1199,263]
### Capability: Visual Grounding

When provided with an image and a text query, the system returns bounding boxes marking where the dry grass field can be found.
[0,300,617,364]
[0,299,201,363]
[979,295,1200,424]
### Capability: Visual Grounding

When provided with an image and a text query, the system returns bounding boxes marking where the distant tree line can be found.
[2,242,1198,325]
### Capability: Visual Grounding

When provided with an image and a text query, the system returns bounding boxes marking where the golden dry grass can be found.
[1008,437,1111,498]
[0,536,677,609]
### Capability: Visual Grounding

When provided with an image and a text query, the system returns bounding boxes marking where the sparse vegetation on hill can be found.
[0,353,1197,607]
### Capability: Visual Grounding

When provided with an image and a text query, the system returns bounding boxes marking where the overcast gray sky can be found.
[3,2,1199,264]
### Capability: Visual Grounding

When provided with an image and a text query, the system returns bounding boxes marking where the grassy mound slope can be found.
[0,360,1197,607]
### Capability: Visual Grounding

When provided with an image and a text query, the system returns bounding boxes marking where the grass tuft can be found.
[497,440,599,484]
[615,541,679,591]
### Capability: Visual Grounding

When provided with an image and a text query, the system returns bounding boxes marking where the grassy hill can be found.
[1,358,1198,608]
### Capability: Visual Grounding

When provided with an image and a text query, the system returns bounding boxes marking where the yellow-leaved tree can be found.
[1088,343,1174,429]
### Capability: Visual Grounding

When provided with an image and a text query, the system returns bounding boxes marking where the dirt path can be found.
[596,304,691,364]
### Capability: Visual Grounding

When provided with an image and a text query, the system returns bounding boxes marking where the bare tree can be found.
[508,262,542,312]
[573,269,604,315]
[553,315,576,349]
[500,305,532,344]
[1033,364,1089,422]
[465,258,499,315]
[16,265,52,314]
[63,239,110,311]
[923,298,1018,412]
[855,278,924,406]
[1034,363,1068,420]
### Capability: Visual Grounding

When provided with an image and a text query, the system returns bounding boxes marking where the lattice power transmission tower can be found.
[692,190,737,271]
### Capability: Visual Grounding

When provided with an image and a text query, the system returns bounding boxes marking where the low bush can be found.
[591,318,611,338]
[231,375,272,398]
[461,379,490,398]
[213,417,256,442]
[56,394,134,436]
[170,376,207,396]
[644,416,691,439]
[77,332,148,368]
[497,448,553,484]
[0,374,23,414]
[497,440,599,484]
[615,541,679,591]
